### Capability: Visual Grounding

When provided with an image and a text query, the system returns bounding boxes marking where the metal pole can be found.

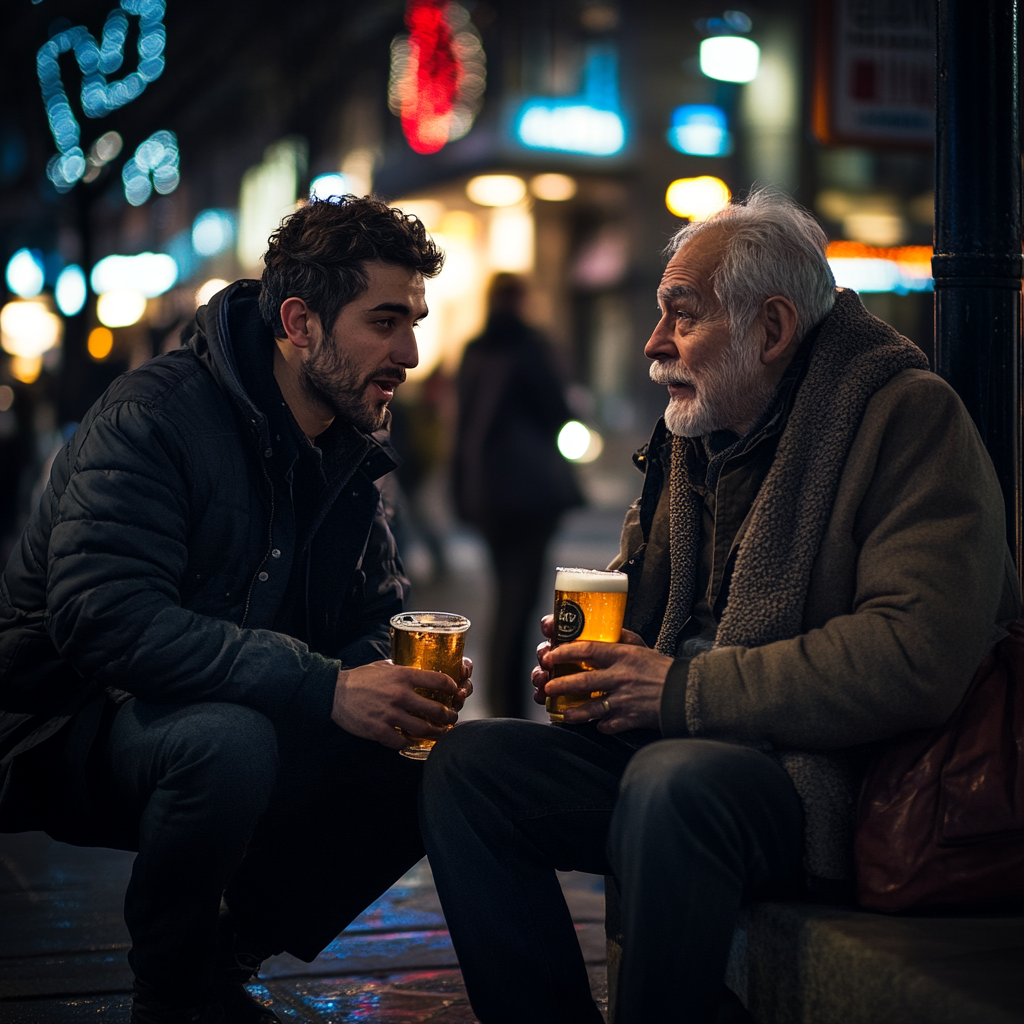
[933,0,1022,577]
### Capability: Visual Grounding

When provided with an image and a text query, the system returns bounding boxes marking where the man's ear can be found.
[760,295,799,365]
[279,297,317,351]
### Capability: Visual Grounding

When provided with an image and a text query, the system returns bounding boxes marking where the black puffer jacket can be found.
[0,280,407,768]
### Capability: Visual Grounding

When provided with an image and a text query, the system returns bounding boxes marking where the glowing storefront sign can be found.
[826,242,933,293]
[515,46,626,157]
[388,0,486,154]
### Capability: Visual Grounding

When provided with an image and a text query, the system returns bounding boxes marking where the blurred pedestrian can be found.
[453,273,583,718]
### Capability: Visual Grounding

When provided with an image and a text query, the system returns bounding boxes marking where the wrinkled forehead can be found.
[658,227,731,311]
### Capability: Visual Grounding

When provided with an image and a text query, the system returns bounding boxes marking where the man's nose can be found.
[392,326,420,369]
[644,315,677,361]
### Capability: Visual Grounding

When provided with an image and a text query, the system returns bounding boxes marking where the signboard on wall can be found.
[813,0,934,147]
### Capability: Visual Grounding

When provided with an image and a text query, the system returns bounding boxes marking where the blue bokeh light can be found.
[191,210,236,257]
[123,130,179,205]
[38,0,167,193]
[5,249,46,298]
[55,264,87,315]
[666,105,731,157]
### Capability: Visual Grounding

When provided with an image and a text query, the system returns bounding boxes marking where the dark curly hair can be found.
[259,195,444,338]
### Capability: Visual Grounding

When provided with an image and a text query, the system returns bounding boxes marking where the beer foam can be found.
[554,567,628,593]
[391,611,471,633]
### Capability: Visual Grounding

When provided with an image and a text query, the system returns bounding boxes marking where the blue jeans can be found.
[20,697,425,999]
[419,719,805,1024]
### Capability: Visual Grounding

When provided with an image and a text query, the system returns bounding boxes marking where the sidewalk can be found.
[0,831,607,1022]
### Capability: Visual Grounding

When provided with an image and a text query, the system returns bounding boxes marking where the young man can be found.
[419,189,1018,1024]
[0,197,472,1024]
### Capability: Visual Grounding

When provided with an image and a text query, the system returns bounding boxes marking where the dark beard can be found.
[300,340,404,434]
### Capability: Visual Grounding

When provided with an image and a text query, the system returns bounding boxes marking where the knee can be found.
[152,703,278,802]
[424,718,521,780]
[617,739,765,822]
[421,718,538,809]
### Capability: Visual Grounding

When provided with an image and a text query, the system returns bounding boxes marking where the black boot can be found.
[213,903,283,1024]
[131,980,226,1024]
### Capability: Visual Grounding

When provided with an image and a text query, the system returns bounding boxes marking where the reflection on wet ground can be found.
[0,832,606,1022]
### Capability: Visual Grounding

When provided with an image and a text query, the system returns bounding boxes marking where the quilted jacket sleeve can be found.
[44,398,338,722]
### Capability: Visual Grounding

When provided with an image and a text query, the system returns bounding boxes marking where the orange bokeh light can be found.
[87,326,114,361]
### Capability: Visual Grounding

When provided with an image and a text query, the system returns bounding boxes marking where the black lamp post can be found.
[933,0,1022,577]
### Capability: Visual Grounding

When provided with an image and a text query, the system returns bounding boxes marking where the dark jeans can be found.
[481,515,560,719]
[419,719,805,1024]
[19,697,425,999]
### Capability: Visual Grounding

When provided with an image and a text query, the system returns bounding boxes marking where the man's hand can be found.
[531,613,647,708]
[332,661,460,749]
[537,625,672,733]
[454,657,474,713]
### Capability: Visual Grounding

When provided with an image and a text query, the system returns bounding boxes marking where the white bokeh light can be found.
[699,36,761,84]
[55,265,87,316]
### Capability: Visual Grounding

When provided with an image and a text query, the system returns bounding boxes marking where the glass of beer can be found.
[390,611,470,760]
[546,568,628,723]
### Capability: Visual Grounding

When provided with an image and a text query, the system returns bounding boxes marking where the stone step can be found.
[725,902,1024,1024]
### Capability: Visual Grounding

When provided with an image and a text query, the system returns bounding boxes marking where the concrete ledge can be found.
[724,902,1024,1024]
[605,876,1023,1024]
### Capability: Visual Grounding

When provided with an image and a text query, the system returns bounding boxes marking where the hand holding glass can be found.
[390,611,470,759]
[545,568,628,722]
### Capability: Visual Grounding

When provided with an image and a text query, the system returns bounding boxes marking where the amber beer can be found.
[546,568,628,723]
[390,612,470,760]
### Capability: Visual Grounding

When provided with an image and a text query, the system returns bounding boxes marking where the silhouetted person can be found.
[453,274,583,718]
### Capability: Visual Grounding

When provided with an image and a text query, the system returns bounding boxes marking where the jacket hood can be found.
[186,279,271,453]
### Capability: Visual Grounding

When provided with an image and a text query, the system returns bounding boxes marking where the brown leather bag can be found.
[855,620,1024,912]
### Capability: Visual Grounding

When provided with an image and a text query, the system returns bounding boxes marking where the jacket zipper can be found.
[240,454,275,628]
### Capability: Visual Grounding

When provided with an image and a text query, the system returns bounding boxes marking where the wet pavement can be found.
[0,507,627,1022]
[0,831,607,1022]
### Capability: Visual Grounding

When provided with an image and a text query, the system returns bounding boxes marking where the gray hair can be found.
[667,187,836,342]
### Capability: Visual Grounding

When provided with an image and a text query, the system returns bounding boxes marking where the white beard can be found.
[651,331,776,437]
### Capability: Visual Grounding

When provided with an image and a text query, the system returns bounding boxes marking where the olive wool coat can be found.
[612,289,1020,878]
[0,280,407,800]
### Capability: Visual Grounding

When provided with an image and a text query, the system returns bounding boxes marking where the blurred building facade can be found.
[1,0,952,560]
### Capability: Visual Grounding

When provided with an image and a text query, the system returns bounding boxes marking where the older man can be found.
[419,190,1019,1024]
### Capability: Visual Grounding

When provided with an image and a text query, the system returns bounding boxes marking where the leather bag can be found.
[855,621,1024,912]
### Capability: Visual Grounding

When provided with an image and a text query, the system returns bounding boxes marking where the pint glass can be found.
[390,611,470,760]
[546,567,628,723]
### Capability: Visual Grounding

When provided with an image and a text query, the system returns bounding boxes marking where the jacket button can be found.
[258,571,269,582]
[271,548,281,558]
[264,448,273,458]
